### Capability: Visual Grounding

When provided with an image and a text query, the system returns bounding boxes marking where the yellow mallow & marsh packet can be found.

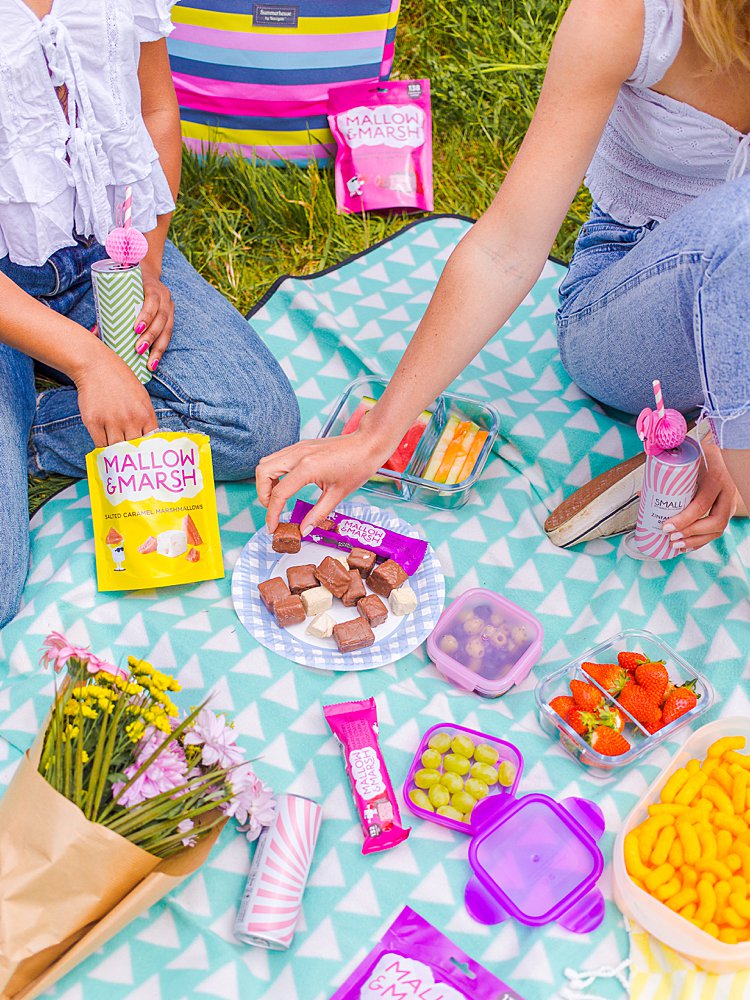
[86,431,223,591]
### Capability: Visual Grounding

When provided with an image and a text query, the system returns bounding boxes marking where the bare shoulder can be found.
[553,0,645,84]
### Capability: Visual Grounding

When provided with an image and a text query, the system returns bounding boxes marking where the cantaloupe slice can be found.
[445,426,479,485]
[434,422,474,484]
[423,416,460,481]
[455,429,489,483]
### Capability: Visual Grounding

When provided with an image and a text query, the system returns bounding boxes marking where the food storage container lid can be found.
[427,588,543,697]
[466,793,605,932]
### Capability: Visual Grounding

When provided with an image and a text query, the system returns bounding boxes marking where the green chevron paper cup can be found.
[91,260,150,384]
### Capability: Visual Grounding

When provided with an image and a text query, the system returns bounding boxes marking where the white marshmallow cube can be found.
[389,583,417,616]
[156,529,188,558]
[301,585,333,617]
[306,612,335,639]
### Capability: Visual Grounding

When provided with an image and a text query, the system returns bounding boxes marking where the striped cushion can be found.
[168,0,401,164]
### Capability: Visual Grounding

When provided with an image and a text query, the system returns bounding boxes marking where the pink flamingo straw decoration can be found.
[105,186,148,266]
[636,379,688,455]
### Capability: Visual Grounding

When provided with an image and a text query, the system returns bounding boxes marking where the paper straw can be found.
[123,186,132,230]
[652,379,665,419]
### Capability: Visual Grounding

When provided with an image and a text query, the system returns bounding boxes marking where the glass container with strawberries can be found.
[535,628,714,777]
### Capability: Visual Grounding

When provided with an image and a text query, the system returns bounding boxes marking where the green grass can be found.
[30,0,583,515]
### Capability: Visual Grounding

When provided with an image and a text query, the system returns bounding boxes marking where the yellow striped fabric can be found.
[180,119,332,148]
[629,924,750,999]
[172,6,399,34]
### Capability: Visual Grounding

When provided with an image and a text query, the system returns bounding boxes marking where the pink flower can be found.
[183,708,244,769]
[112,734,188,808]
[177,818,197,847]
[40,631,127,678]
[223,764,276,842]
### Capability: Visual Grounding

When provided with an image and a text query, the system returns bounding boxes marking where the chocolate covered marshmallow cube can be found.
[274,593,306,627]
[258,577,291,612]
[272,522,301,554]
[368,558,407,597]
[341,569,366,608]
[314,556,351,598]
[357,594,389,627]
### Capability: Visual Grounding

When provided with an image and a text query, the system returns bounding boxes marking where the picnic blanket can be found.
[1,215,748,1000]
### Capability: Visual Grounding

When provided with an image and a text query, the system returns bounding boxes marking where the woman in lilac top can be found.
[259,0,750,552]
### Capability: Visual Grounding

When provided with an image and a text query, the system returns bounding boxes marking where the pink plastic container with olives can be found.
[403,723,524,833]
[427,588,543,698]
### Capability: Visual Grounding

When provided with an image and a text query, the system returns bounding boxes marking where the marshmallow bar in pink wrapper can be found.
[290,500,427,575]
[324,698,410,855]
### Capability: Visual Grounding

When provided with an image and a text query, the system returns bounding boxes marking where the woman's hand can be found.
[133,268,175,373]
[257,430,391,534]
[663,437,740,550]
[74,346,158,447]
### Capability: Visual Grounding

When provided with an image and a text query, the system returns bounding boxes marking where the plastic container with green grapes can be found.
[402,722,524,833]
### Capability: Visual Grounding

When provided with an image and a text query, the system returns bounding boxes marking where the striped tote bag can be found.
[168,1,401,165]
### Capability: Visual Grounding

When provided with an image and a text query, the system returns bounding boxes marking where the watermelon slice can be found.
[342,395,431,474]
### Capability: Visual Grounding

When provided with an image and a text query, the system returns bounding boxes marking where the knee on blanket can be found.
[197,364,301,481]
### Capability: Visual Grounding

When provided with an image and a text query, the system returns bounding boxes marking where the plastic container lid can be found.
[466,793,605,933]
[427,588,543,697]
[613,716,750,973]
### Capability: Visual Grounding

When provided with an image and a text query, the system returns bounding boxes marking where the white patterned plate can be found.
[231,501,445,671]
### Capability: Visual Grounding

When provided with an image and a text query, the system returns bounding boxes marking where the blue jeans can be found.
[0,239,300,628]
[556,175,750,448]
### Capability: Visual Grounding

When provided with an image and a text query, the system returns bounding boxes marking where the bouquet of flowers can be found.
[0,633,274,1000]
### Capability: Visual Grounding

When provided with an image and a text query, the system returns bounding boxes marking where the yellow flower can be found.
[81,750,90,764]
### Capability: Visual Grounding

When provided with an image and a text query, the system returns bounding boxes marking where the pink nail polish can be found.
[135,322,146,335]
[136,341,148,355]
[148,357,158,371]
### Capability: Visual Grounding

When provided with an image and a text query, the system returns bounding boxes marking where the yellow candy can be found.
[655,878,681,902]
[474,744,500,766]
[470,762,498,785]
[452,791,476,815]
[677,821,702,865]
[436,805,463,822]
[651,826,676,867]
[645,863,676,893]
[428,784,450,808]
[666,887,697,913]
[451,734,475,758]
[440,772,464,795]
[624,832,649,881]
[444,754,471,776]
[660,768,690,804]
[428,731,453,754]
[414,768,442,789]
[497,761,517,787]
[708,736,746,758]
[421,748,442,770]
[675,772,708,806]
[465,778,489,800]
[686,758,701,775]
[409,789,434,812]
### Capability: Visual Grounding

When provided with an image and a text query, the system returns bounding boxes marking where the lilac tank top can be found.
[585,0,750,225]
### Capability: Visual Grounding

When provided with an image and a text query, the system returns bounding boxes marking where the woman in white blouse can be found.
[0,0,300,628]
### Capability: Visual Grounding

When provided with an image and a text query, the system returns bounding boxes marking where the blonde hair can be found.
[683,0,750,70]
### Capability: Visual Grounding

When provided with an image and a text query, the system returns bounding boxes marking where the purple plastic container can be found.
[465,793,606,933]
[402,723,524,834]
[427,588,543,698]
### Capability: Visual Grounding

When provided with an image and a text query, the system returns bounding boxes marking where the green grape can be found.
[470,762,498,785]
[428,784,450,808]
[451,791,476,815]
[436,805,463,821]
[497,761,517,786]
[451,734,476,758]
[409,788,434,811]
[474,743,500,766]
[427,731,452,754]
[414,768,441,789]
[440,772,464,794]
[421,748,443,770]
[465,777,489,800]
[443,754,471,776]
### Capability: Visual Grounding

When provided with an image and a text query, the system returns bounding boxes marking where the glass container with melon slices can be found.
[319,377,500,508]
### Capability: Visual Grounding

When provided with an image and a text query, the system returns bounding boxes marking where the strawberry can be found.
[582,662,628,696]
[588,725,631,757]
[549,695,576,720]
[618,681,662,727]
[662,681,699,726]
[596,702,627,734]
[617,651,648,674]
[570,679,604,712]
[644,712,664,734]
[566,707,599,736]
[635,660,669,704]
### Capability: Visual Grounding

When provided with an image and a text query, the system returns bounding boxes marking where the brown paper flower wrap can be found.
[0,634,276,1000]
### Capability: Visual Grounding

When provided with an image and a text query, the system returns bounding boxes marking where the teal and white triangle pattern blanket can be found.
[1,215,749,1000]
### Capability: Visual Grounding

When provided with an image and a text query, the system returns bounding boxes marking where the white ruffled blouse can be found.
[0,0,177,266]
